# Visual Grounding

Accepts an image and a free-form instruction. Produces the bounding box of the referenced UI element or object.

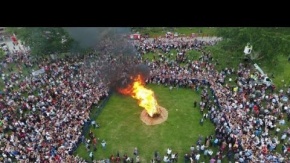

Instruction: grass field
[259,55,290,89]
[74,84,215,162]
[2,27,290,162]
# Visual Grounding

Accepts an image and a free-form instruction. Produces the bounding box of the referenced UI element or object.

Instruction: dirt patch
[140,106,168,125]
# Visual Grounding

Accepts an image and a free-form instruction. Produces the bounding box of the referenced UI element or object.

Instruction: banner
[32,68,45,76]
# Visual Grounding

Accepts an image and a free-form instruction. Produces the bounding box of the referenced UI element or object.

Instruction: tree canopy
[216,27,290,63]
[5,27,76,58]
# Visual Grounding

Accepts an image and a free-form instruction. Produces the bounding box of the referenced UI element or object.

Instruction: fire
[118,75,160,117]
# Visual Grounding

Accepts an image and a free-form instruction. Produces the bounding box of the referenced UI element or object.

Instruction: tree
[5,27,76,58]
[216,27,290,64]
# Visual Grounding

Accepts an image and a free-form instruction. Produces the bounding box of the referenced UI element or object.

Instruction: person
[154,150,158,159]
[200,144,205,154]
[116,155,121,162]
[136,155,140,163]
[89,130,94,139]
[101,140,106,150]
[200,118,204,126]
[194,101,197,108]
[203,149,208,159]
[209,157,215,163]
[89,151,94,161]
[171,152,176,162]
[167,148,172,156]
[156,155,161,163]
[133,147,138,156]
[163,155,170,163]
[281,133,287,143]
[92,137,98,151]
[190,145,195,152]
[123,154,128,163]
[91,120,96,128]
[126,156,131,162]
[110,155,115,162]
[195,153,200,162]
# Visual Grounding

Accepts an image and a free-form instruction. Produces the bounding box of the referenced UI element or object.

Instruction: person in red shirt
[110,155,116,162]
[287,147,290,153]
[116,156,121,163]
[92,136,98,151]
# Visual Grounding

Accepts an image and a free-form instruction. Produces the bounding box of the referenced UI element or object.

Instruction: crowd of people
[135,36,290,162]
[0,43,109,162]
[1,33,290,163]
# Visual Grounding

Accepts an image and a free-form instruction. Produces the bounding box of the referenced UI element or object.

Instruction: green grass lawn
[2,27,290,162]
[74,84,215,162]
[258,55,290,89]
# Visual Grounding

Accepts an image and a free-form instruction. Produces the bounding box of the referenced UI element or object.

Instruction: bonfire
[118,75,168,125]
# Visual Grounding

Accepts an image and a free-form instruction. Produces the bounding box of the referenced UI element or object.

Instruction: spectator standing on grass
[136,155,140,163]
[93,136,98,151]
[184,153,190,163]
[194,101,197,108]
[200,118,204,126]
[163,155,170,163]
[167,148,172,156]
[190,145,195,153]
[101,140,106,150]
[200,144,205,154]
[154,150,159,159]
[195,153,200,162]
[91,120,96,128]
[209,157,215,163]
[89,151,94,162]
[203,149,208,159]
[116,155,121,162]
[134,147,138,156]
[281,133,287,143]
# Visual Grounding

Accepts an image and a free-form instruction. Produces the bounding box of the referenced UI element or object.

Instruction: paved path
[0,37,29,54]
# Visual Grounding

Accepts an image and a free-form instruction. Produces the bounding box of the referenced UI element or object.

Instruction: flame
[118,75,160,117]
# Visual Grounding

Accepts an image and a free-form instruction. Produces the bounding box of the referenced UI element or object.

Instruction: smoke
[72,27,150,92]
[63,27,131,49]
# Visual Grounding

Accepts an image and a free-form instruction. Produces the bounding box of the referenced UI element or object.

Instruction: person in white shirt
[281,133,287,143]
[190,145,195,152]
[195,153,200,162]
[171,153,176,162]
[167,148,172,156]
[101,140,106,150]
[163,155,170,163]
[89,151,93,161]
[203,149,208,159]
[208,149,213,156]
[279,119,285,125]
[196,145,200,152]
[200,144,205,153]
